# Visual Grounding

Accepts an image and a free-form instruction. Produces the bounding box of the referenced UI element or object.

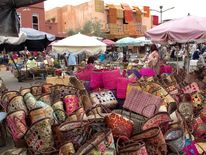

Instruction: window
[32,14,39,30]
[17,12,21,27]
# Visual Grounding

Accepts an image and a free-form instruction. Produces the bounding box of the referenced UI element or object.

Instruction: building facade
[17,2,46,31]
[46,0,158,39]
[16,2,58,36]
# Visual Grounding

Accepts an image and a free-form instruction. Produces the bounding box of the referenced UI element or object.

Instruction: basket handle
[53,108,68,124]
[141,104,157,117]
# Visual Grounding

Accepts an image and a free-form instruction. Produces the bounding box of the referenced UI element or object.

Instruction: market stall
[145,15,206,73]
[52,33,106,55]
[1,57,206,154]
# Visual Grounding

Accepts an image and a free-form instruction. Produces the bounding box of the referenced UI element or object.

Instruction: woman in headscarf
[146,44,161,75]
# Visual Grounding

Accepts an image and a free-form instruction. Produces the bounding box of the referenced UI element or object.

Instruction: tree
[67,18,105,37]
[81,20,93,35]
[67,29,76,36]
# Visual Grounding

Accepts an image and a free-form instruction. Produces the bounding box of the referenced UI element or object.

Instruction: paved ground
[0,71,31,91]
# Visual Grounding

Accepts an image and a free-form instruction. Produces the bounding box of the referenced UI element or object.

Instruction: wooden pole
[186,43,190,74]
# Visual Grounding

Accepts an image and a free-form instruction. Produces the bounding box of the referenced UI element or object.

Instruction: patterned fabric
[108,5,117,23]
[30,108,46,124]
[90,90,117,109]
[142,112,172,131]
[38,94,52,106]
[121,4,133,23]
[124,89,161,118]
[95,0,104,13]
[119,141,148,155]
[1,91,19,110]
[124,10,133,23]
[105,113,134,139]
[165,128,185,152]
[76,130,116,155]
[7,96,28,114]
[191,92,203,107]
[134,6,142,23]
[131,127,167,155]
[52,101,66,123]
[182,82,200,94]
[64,95,80,115]
[115,5,123,19]
[24,118,54,152]
[113,109,146,135]
[6,110,27,141]
[143,6,150,17]
[31,86,42,96]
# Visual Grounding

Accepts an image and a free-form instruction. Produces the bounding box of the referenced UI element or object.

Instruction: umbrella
[116,37,141,46]
[20,28,55,41]
[1,28,55,51]
[136,37,152,46]
[102,39,115,46]
[145,16,206,44]
[0,32,27,45]
[0,0,45,37]
[145,16,206,74]
[52,33,106,55]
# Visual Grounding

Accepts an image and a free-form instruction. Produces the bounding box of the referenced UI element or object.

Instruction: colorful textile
[121,3,133,23]
[95,0,104,13]
[153,15,159,25]
[124,10,133,23]
[115,5,123,19]
[134,6,142,23]
[144,6,150,17]
[109,5,117,23]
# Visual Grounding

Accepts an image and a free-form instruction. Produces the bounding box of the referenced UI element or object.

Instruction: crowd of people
[1,43,206,76]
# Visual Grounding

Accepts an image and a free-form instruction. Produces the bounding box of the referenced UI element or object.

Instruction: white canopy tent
[52,33,106,55]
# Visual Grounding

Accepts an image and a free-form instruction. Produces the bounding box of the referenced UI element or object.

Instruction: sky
[44,0,206,21]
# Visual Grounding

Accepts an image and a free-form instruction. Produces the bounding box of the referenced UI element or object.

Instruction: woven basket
[113,109,146,135]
